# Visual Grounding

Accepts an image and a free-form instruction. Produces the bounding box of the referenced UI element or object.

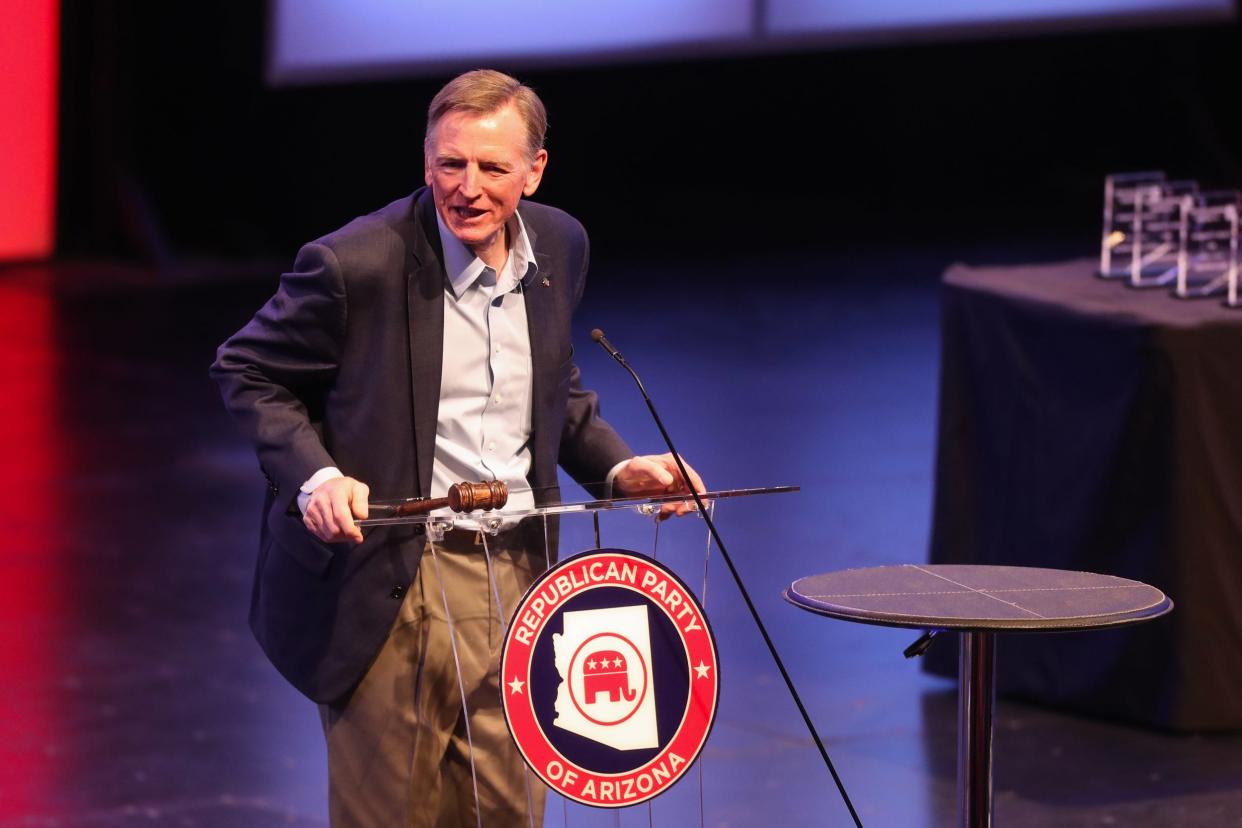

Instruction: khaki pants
[321,526,549,827]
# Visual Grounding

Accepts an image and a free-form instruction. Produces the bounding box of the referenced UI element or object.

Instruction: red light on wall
[0,285,63,818]
[0,0,59,261]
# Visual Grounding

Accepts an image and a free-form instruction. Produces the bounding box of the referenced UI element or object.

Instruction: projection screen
[268,0,1235,85]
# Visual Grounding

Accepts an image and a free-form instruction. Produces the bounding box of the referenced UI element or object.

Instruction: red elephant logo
[582,649,637,704]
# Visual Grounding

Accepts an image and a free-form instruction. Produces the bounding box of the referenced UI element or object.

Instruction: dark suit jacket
[211,188,632,703]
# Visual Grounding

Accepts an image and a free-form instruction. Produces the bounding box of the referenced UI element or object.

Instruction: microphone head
[590,327,622,360]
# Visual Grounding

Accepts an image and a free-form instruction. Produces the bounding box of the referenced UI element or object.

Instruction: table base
[958,631,996,827]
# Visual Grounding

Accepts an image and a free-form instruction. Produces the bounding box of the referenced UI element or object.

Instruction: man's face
[424,103,547,260]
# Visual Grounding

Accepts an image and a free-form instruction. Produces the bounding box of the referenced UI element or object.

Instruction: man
[212,69,702,826]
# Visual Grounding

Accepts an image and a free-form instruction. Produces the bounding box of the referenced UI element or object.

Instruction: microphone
[591,328,863,828]
[590,328,622,362]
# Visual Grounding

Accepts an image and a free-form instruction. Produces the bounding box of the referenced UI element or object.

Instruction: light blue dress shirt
[430,210,537,515]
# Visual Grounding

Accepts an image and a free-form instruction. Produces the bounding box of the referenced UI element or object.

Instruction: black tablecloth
[924,258,1242,731]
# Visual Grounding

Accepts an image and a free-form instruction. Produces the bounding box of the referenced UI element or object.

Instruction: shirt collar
[436,208,539,299]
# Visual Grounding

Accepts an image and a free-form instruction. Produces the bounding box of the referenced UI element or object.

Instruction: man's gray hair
[424,69,548,162]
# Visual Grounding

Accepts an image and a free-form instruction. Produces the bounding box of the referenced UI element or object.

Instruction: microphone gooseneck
[592,328,864,828]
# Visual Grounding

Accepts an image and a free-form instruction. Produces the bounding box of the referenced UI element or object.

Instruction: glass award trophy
[1099,171,1165,279]
[1128,179,1199,288]
[1227,209,1242,307]
[1174,190,1240,300]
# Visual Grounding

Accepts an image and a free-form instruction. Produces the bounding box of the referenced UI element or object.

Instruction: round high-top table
[784,564,1172,828]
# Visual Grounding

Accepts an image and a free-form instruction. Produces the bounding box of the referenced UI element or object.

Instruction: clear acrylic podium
[357,483,797,825]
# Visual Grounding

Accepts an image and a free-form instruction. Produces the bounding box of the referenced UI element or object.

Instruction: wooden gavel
[389,480,509,517]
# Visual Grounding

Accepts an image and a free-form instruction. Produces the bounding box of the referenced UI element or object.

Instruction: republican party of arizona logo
[500,548,719,808]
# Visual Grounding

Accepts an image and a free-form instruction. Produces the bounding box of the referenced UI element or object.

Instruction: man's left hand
[612,453,706,520]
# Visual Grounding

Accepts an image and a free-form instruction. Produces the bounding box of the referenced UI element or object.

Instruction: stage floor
[3,241,1241,826]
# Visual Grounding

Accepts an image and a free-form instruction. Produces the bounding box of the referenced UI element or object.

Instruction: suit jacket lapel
[523,214,563,491]
[407,189,446,498]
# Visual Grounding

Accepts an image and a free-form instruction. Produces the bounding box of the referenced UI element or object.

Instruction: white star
[613,657,623,668]
[694,661,711,679]
[588,659,597,670]
[508,676,525,694]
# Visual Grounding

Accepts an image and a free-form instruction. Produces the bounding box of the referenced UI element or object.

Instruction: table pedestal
[958,631,996,828]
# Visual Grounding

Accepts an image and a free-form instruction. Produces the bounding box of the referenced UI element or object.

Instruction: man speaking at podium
[212,69,703,826]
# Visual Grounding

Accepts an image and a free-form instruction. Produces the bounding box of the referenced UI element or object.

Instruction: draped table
[925,258,1242,730]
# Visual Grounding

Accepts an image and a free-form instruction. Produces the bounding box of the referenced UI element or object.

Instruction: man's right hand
[303,476,370,544]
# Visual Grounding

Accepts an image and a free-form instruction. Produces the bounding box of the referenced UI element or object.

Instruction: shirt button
[487,442,496,451]
[390,585,407,600]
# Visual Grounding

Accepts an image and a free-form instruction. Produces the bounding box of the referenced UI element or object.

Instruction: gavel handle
[391,496,451,517]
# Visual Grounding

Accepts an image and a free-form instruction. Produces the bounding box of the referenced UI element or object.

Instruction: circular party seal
[500,548,719,808]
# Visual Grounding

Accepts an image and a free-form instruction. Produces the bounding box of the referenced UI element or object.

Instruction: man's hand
[612,453,706,520]
[303,476,370,544]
